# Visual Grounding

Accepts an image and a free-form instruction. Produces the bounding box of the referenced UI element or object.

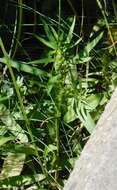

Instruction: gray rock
[64,88,117,190]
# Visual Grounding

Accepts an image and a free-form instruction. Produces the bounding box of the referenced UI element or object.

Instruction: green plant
[0,0,117,189]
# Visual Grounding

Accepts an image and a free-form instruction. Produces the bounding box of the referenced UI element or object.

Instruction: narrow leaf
[42,19,57,43]
[34,34,57,49]
[27,57,54,65]
[84,32,103,55]
[66,16,76,43]
[0,57,50,77]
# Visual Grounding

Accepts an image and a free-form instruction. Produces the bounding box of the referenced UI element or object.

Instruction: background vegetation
[0,0,117,189]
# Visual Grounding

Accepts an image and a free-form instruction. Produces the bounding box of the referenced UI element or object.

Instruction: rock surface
[63,88,117,190]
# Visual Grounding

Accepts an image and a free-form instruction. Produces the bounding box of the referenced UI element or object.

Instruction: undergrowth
[0,0,117,189]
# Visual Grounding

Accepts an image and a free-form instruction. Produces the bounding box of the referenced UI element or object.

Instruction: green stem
[55,115,60,180]
[54,1,62,180]
[58,0,61,42]
[12,0,23,58]
[0,38,47,178]
[96,0,117,56]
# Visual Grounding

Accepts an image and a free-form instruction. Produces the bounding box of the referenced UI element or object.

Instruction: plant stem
[12,0,23,58]
[96,0,117,56]
[54,0,61,180]
[0,38,47,179]
[55,115,60,180]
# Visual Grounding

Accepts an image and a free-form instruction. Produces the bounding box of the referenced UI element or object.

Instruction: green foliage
[0,0,116,189]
